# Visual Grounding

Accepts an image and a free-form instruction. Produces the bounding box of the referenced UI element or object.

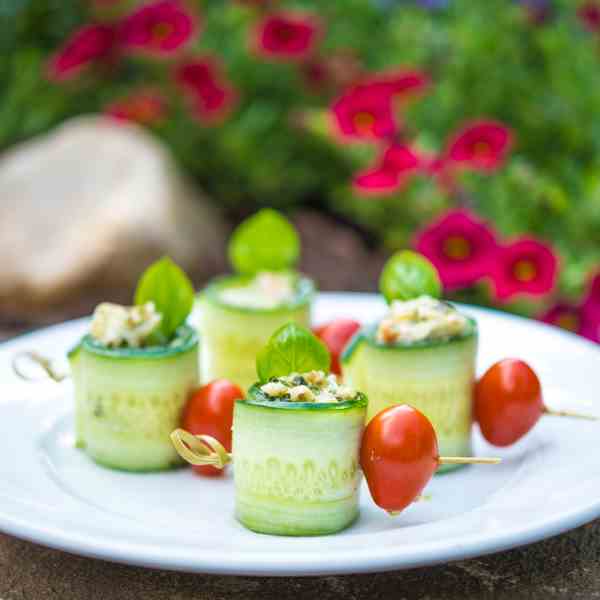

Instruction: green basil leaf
[256,322,331,382]
[228,209,300,275]
[134,257,195,340]
[379,250,442,303]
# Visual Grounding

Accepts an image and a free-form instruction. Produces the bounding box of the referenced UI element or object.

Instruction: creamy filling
[376,295,469,344]
[89,302,162,348]
[218,272,296,309]
[260,370,358,403]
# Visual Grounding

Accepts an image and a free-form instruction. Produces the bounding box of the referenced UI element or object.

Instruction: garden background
[2,0,600,342]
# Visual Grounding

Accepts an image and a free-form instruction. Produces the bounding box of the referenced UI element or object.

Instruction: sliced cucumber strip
[342,321,477,473]
[69,325,199,472]
[197,275,314,390]
[232,387,368,536]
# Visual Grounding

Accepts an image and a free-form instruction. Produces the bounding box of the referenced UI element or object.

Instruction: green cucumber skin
[232,399,366,536]
[343,331,477,473]
[69,332,199,472]
[197,295,311,391]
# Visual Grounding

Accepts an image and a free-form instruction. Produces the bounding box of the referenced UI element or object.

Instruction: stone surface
[0,116,227,321]
[1,520,600,599]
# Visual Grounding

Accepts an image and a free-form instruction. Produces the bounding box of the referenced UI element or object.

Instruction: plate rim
[1,292,599,576]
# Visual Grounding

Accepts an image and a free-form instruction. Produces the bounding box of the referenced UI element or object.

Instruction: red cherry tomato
[360,405,439,513]
[314,318,361,375]
[312,324,328,338]
[181,380,243,476]
[475,358,543,447]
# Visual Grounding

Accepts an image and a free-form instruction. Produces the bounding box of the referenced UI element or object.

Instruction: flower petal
[414,209,499,290]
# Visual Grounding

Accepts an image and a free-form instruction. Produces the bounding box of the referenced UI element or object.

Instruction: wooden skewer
[438,456,501,465]
[170,428,232,469]
[543,407,598,421]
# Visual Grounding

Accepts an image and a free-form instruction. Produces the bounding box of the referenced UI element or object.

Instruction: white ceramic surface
[1,293,599,576]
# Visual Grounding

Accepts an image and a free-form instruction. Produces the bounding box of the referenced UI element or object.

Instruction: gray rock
[0,116,226,319]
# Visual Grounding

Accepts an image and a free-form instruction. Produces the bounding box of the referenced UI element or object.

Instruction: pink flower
[119,0,198,56]
[414,209,499,290]
[490,238,558,301]
[332,83,398,141]
[331,70,428,142]
[362,69,429,102]
[47,24,115,81]
[174,57,237,122]
[541,301,600,343]
[444,121,512,172]
[353,144,422,196]
[582,272,600,320]
[253,12,320,62]
[577,2,600,31]
[541,303,585,334]
[104,90,166,124]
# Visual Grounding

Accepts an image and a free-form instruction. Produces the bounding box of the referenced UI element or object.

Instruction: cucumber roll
[234,374,367,536]
[198,273,313,390]
[197,209,315,390]
[69,326,199,471]
[342,251,477,473]
[170,322,369,536]
[70,257,199,472]
[342,311,477,470]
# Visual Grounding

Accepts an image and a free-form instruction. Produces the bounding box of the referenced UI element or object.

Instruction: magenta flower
[541,301,600,343]
[253,12,321,62]
[353,144,422,196]
[332,83,398,142]
[414,209,499,290]
[541,303,584,334]
[47,24,115,81]
[444,121,512,172]
[353,169,400,195]
[363,69,429,102]
[104,90,166,124]
[175,57,237,123]
[119,0,198,56]
[577,2,600,31]
[582,272,600,320]
[490,238,558,301]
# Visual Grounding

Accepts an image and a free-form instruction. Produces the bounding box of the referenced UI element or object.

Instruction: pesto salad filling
[260,370,359,403]
[89,302,162,348]
[218,271,297,309]
[376,295,470,344]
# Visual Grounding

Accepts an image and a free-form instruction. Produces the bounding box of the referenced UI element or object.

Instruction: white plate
[1,292,599,576]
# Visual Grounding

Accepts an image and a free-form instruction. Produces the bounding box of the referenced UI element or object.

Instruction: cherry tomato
[314,318,361,375]
[181,380,243,476]
[475,358,543,447]
[312,324,328,338]
[360,405,439,513]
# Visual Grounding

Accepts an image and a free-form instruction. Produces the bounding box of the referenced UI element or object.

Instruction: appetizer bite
[173,323,368,536]
[475,358,596,446]
[69,257,199,472]
[361,404,499,514]
[342,251,477,472]
[198,209,315,390]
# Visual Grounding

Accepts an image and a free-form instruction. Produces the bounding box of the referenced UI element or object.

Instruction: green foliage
[379,250,442,303]
[228,208,300,275]
[2,0,600,313]
[256,323,331,382]
[134,257,195,340]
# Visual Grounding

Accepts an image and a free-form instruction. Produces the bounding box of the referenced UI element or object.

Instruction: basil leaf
[228,209,300,275]
[256,323,331,382]
[134,257,195,340]
[379,250,442,303]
